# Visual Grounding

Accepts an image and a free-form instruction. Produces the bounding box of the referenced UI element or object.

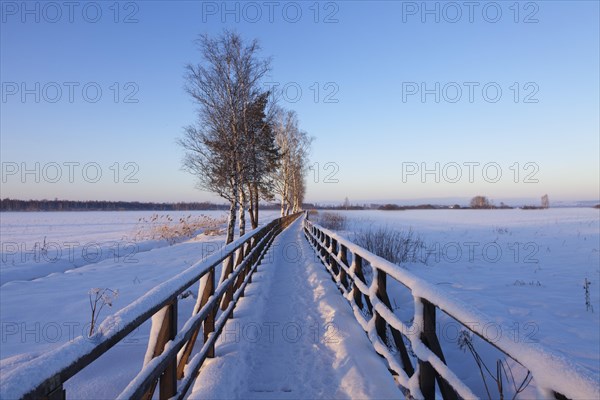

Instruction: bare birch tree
[272,109,312,216]
[179,31,271,242]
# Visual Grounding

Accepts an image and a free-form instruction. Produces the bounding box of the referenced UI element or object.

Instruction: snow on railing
[303,217,600,400]
[0,213,301,400]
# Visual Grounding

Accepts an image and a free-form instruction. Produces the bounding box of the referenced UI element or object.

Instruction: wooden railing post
[244,239,256,287]
[330,238,340,276]
[159,300,177,400]
[374,268,389,345]
[418,298,457,400]
[351,253,365,310]
[418,298,437,399]
[372,268,415,379]
[241,241,252,289]
[338,244,349,290]
[220,255,234,310]
[177,267,216,378]
[233,241,249,297]
[142,299,178,400]
[243,227,269,290]
[204,269,217,359]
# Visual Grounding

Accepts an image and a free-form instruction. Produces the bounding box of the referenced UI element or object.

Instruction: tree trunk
[281,176,288,217]
[247,183,255,228]
[219,188,237,311]
[226,189,237,244]
[247,182,258,229]
[252,182,259,228]
[238,188,246,237]
[280,196,286,217]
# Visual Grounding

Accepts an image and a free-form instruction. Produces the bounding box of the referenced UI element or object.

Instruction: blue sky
[1,1,598,205]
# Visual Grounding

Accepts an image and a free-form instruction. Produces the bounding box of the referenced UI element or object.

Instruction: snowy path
[189,218,401,399]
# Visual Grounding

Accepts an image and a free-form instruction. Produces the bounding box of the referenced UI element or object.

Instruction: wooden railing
[303,216,599,400]
[1,213,300,400]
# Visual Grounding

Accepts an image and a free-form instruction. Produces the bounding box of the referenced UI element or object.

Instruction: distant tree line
[470,195,550,210]
[307,195,559,211]
[0,198,229,212]
[0,198,292,212]
[307,203,459,211]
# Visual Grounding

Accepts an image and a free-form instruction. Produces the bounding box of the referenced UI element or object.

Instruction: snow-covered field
[0,210,279,284]
[0,208,598,398]
[323,208,600,396]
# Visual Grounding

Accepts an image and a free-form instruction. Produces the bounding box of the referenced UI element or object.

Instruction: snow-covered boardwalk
[189,217,400,399]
